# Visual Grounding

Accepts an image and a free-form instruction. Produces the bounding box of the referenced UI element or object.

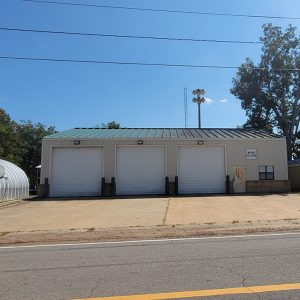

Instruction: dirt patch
[1,220,300,246]
[0,199,26,209]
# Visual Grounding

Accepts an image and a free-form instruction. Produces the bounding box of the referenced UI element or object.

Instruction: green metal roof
[44,128,283,140]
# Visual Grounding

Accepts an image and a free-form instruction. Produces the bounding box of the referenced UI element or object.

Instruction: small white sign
[246,148,257,160]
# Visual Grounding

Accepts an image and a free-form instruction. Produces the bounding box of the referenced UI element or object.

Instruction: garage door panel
[50,148,103,197]
[178,147,225,194]
[116,146,165,195]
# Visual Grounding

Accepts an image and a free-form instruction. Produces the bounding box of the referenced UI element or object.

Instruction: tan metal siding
[225,139,288,181]
[41,138,288,185]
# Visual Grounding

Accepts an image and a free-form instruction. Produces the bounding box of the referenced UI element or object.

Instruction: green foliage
[0,108,57,188]
[99,121,121,129]
[231,24,300,159]
[0,109,22,164]
[18,121,56,188]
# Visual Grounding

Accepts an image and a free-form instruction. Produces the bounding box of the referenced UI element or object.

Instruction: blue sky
[1,0,300,130]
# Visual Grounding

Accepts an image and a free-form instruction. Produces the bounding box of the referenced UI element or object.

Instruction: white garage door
[116,146,165,195]
[50,147,103,197]
[178,147,225,194]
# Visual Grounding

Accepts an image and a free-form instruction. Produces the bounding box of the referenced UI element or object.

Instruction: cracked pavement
[1,233,300,299]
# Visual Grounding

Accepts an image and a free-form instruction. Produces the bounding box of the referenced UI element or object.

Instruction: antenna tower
[184,87,188,128]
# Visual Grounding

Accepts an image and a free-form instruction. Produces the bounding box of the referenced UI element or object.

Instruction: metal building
[40,128,290,197]
[0,159,29,201]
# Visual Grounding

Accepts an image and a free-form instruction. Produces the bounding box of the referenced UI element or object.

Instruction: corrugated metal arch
[0,159,29,201]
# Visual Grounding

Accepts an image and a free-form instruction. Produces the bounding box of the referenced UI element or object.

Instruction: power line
[22,0,300,20]
[0,27,261,45]
[0,56,299,72]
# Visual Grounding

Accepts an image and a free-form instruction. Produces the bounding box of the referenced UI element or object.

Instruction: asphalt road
[0,233,300,300]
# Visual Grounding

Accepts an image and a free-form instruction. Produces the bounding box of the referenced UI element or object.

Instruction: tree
[0,109,22,164]
[18,121,56,188]
[99,121,121,129]
[0,108,57,188]
[231,24,300,159]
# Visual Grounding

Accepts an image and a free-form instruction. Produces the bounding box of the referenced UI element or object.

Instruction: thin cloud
[203,97,228,104]
[204,97,214,104]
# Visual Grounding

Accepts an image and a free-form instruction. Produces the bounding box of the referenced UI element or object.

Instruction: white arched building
[0,159,29,201]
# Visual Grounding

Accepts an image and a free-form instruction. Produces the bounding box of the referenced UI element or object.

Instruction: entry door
[232,166,246,193]
[178,147,225,194]
[116,146,165,195]
[50,147,103,197]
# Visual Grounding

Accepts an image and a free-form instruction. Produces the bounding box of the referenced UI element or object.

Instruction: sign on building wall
[246,148,257,160]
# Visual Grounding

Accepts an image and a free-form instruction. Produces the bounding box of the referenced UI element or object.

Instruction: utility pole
[192,89,206,128]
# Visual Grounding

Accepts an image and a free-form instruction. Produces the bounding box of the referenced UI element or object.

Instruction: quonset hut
[0,159,29,201]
